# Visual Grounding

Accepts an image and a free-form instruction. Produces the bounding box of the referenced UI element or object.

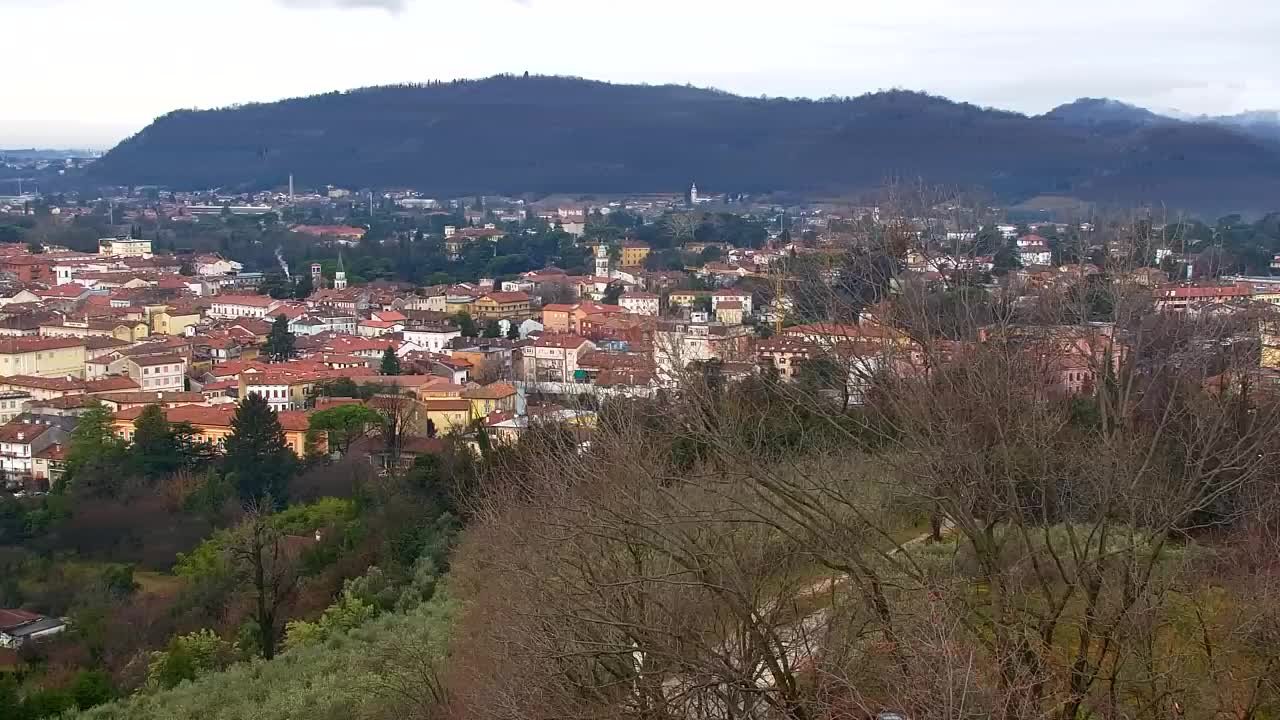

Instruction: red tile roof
[0,375,84,391]
[423,398,471,412]
[83,376,141,393]
[128,354,184,367]
[0,337,85,354]
[461,382,517,400]
[479,291,530,304]
[114,404,313,432]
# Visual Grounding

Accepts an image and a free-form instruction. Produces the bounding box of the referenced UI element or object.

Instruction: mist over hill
[88,75,1280,214]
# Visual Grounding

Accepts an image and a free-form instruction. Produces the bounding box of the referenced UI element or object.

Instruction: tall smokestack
[288,174,294,204]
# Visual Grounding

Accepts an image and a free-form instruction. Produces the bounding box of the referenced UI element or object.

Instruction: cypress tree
[380,346,401,376]
[264,315,295,363]
[224,394,297,505]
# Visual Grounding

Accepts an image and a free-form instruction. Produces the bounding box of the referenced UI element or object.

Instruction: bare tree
[444,190,1280,720]
[226,502,302,660]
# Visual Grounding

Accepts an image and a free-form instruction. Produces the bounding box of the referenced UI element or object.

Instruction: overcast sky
[2,0,1278,148]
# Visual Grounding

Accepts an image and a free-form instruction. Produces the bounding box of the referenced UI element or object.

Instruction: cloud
[277,0,409,12]
[276,0,529,11]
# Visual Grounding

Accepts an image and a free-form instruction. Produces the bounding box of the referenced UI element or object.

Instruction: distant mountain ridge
[1040,98,1169,130]
[1042,98,1280,144]
[88,75,1280,214]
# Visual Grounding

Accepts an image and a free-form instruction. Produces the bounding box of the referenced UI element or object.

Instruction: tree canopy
[224,394,298,505]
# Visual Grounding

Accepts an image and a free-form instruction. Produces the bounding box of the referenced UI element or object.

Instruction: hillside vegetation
[88,75,1280,213]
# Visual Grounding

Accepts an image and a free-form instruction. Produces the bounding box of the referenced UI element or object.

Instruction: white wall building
[403,326,462,352]
[209,295,279,319]
[99,237,153,258]
[127,356,187,391]
[620,292,660,317]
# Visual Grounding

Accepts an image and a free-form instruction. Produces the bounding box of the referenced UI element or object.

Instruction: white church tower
[334,254,348,290]
[689,181,699,206]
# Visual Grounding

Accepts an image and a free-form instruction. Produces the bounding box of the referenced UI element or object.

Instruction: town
[0,180,1277,494]
[3,175,1280,718]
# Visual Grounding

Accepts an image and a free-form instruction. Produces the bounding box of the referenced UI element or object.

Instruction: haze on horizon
[2,0,1278,149]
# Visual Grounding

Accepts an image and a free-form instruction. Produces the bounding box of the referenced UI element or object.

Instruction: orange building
[112,404,320,457]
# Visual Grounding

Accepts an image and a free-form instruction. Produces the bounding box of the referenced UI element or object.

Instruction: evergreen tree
[482,320,502,338]
[292,272,313,299]
[380,346,402,376]
[224,394,298,505]
[131,404,181,480]
[506,321,522,340]
[264,315,295,362]
[63,401,129,496]
[455,312,478,337]
[602,281,624,305]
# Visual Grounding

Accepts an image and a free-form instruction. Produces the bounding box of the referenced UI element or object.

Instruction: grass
[134,571,184,597]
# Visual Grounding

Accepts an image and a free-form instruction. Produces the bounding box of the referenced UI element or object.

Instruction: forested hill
[90,75,1280,212]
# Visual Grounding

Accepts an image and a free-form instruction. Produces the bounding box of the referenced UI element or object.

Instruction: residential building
[715,301,745,325]
[0,337,87,378]
[0,391,32,423]
[403,325,461,353]
[471,292,533,322]
[95,392,206,413]
[0,416,71,487]
[0,376,84,401]
[712,289,753,315]
[460,381,520,420]
[209,295,280,320]
[0,609,67,649]
[520,335,597,384]
[1153,283,1253,312]
[125,355,187,391]
[619,291,660,317]
[194,254,243,276]
[1018,244,1053,267]
[112,404,320,457]
[151,307,203,336]
[451,342,516,382]
[423,398,472,435]
[32,443,68,486]
[620,241,651,268]
[40,318,149,342]
[98,236,153,257]
[652,320,753,381]
[539,302,622,334]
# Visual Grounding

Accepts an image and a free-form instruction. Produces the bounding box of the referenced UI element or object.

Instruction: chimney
[16,432,23,441]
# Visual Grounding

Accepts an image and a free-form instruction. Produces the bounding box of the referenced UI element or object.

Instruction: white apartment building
[127,355,187,391]
[403,326,461,352]
[620,292,660,317]
[209,295,280,319]
[712,290,753,315]
[521,335,596,384]
[99,237,153,258]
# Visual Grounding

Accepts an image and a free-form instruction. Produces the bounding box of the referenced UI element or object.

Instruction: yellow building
[668,291,710,308]
[39,319,149,342]
[471,292,532,322]
[461,382,518,419]
[621,241,651,268]
[0,338,87,379]
[99,236,152,257]
[152,309,202,336]
[715,302,744,325]
[423,398,472,434]
[1263,321,1280,369]
[445,297,475,315]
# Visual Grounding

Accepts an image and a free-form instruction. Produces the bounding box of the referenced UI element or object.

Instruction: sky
[2,0,1278,149]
